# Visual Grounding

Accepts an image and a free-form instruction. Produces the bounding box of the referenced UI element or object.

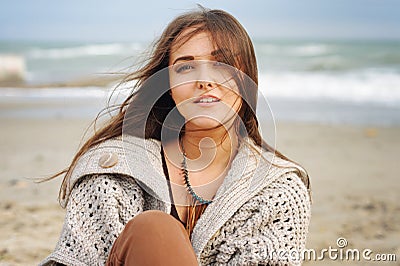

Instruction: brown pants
[106,210,198,266]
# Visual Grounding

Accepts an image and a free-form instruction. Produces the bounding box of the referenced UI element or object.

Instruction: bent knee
[124,210,178,233]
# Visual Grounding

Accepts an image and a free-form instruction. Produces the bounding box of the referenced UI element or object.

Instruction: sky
[1,0,400,42]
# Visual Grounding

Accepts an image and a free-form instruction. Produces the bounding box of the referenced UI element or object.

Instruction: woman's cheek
[171,84,193,104]
[170,87,192,119]
[224,91,242,114]
[170,88,184,106]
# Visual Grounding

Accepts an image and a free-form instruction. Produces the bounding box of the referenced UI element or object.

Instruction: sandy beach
[0,115,399,265]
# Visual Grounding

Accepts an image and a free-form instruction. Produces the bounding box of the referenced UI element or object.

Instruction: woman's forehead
[169,30,216,63]
[172,27,210,48]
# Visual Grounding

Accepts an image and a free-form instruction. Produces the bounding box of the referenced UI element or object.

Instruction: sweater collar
[63,135,257,207]
[119,135,263,207]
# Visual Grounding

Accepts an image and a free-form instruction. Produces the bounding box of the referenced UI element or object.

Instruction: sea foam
[259,70,400,106]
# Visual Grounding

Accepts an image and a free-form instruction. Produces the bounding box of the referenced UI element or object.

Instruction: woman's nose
[195,61,217,90]
[197,81,214,90]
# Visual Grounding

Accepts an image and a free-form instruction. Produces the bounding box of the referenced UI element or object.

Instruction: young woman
[41,7,311,266]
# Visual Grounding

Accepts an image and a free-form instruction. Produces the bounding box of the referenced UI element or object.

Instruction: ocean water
[0,40,399,126]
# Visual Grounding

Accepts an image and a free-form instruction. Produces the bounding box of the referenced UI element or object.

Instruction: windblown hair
[48,6,310,204]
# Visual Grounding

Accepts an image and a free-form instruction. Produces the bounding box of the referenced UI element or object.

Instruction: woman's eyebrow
[172,49,225,65]
[172,56,194,65]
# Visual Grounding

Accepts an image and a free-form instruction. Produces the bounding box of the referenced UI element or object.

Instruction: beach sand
[0,117,399,265]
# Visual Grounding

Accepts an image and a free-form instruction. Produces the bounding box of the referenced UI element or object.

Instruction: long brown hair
[49,6,310,204]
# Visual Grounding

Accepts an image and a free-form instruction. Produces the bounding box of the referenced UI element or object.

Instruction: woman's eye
[175,64,194,73]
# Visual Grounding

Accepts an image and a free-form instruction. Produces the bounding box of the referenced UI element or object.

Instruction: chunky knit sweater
[40,135,311,266]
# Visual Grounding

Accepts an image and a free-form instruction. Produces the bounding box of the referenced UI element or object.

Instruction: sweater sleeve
[40,174,144,266]
[202,172,311,266]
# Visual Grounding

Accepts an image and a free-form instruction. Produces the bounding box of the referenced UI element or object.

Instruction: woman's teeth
[198,97,219,103]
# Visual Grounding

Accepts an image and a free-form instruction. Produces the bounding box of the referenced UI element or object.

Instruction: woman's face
[168,30,242,131]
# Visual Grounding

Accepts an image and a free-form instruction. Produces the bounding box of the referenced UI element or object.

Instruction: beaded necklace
[181,147,213,205]
[180,137,212,236]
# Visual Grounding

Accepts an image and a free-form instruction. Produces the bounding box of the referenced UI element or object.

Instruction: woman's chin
[185,118,226,131]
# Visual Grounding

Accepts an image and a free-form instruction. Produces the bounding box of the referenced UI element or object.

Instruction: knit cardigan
[40,135,311,266]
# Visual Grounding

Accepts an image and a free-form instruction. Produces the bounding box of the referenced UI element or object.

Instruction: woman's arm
[202,172,311,266]
[40,174,144,266]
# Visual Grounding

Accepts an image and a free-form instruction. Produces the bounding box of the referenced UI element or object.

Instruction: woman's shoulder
[61,135,169,208]
[68,135,160,176]
[235,141,311,218]
[242,137,311,199]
